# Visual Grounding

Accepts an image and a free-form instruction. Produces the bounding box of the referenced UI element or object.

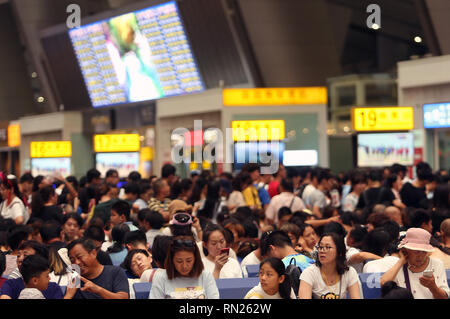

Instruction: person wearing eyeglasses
[201,224,243,279]
[149,236,219,299]
[298,232,361,299]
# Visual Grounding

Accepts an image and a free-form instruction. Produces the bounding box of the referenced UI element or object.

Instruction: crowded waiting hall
[0,162,449,299]
[0,0,449,301]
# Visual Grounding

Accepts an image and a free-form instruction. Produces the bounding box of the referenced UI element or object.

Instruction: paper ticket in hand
[4,255,18,277]
[67,265,81,289]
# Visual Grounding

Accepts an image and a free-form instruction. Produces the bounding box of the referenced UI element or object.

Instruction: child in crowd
[244,257,296,299]
[18,255,50,299]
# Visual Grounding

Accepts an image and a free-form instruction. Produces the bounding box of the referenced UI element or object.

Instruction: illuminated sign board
[69,1,204,108]
[96,152,139,178]
[423,103,450,128]
[352,107,414,131]
[232,120,285,141]
[30,141,72,158]
[31,158,71,177]
[223,87,327,106]
[283,150,318,166]
[8,125,20,147]
[140,147,154,161]
[94,134,140,152]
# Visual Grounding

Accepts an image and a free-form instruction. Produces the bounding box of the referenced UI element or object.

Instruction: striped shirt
[148,197,172,213]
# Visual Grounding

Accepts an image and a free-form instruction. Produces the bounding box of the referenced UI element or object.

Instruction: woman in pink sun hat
[380,228,450,299]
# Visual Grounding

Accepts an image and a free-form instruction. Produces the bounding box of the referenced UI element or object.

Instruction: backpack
[285,257,302,296]
[296,184,307,199]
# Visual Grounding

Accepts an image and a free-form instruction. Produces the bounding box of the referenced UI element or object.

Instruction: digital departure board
[423,102,450,128]
[69,1,204,108]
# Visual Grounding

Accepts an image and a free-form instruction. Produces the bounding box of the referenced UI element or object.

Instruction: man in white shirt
[265,179,305,226]
[302,168,332,218]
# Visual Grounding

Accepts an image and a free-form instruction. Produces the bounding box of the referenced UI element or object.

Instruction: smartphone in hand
[423,270,434,278]
[220,248,230,256]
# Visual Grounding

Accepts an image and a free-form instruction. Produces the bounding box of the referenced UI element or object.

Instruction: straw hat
[168,199,192,219]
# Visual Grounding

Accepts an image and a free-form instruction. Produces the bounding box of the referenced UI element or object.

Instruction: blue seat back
[358,273,383,299]
[134,277,260,299]
[245,264,259,278]
[134,282,152,299]
[446,269,450,287]
[216,277,259,299]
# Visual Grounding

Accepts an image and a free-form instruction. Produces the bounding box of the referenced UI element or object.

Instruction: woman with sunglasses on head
[298,232,361,299]
[0,173,28,225]
[149,235,219,299]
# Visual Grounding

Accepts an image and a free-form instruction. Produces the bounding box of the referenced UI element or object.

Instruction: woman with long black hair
[31,185,63,224]
[298,232,361,299]
[0,172,28,225]
[431,184,450,236]
[197,180,221,222]
[187,177,208,207]
[107,223,130,266]
[244,257,296,299]
[149,235,219,299]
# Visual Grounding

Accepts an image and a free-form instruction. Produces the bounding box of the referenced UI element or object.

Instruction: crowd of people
[0,161,449,299]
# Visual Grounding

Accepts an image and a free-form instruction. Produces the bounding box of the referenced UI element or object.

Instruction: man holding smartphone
[380,228,450,299]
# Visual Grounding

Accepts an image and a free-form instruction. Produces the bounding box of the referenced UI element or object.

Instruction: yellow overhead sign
[202,160,211,170]
[232,120,285,141]
[140,147,154,161]
[94,134,140,152]
[8,124,20,147]
[189,162,198,171]
[223,87,327,106]
[30,141,72,158]
[352,107,414,131]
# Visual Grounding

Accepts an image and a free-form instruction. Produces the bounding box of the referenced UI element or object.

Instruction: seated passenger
[149,236,219,299]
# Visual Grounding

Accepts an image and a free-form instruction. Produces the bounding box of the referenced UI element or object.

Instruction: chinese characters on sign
[352,107,414,131]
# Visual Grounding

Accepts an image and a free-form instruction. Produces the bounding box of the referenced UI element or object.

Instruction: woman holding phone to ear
[201,224,243,279]
[380,228,450,299]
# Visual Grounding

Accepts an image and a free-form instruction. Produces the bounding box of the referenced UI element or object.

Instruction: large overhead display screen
[96,152,140,178]
[31,158,71,178]
[69,1,204,107]
[357,133,414,167]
